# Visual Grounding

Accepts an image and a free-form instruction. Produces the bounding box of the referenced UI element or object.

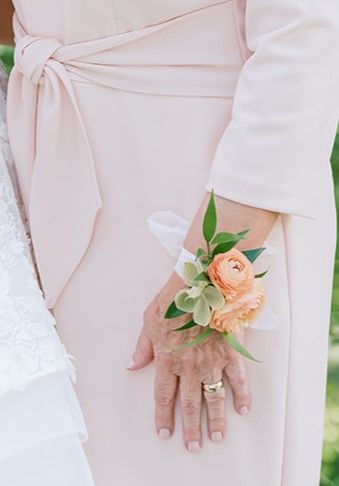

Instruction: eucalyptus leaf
[193,272,210,283]
[193,294,211,326]
[175,290,198,313]
[172,319,198,332]
[186,282,206,297]
[203,190,217,245]
[195,259,205,274]
[255,269,269,278]
[222,333,261,363]
[242,247,266,263]
[183,261,200,286]
[203,285,225,310]
[172,327,213,351]
[164,300,186,319]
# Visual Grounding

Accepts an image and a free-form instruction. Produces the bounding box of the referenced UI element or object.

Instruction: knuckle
[229,373,247,388]
[182,400,200,416]
[224,358,239,374]
[156,351,172,366]
[180,354,198,372]
[143,296,162,321]
[209,416,224,429]
[204,391,225,404]
[201,371,222,385]
[155,392,175,408]
[225,357,245,375]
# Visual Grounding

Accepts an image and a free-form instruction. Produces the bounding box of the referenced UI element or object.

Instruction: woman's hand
[127,271,251,451]
[127,192,279,451]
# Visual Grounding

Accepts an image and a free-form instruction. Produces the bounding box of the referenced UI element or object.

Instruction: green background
[1,44,338,485]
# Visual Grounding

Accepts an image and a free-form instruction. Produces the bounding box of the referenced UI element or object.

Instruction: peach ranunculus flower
[209,279,266,334]
[207,248,255,303]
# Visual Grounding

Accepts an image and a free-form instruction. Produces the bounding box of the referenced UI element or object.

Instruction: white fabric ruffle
[0,371,94,486]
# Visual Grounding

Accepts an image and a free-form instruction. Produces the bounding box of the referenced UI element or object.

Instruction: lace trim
[0,62,75,397]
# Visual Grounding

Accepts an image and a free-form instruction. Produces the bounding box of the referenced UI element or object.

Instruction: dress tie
[14,35,62,85]
[7,14,106,308]
[6,10,238,309]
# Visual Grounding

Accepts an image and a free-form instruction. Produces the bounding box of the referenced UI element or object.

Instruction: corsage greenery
[164,190,268,362]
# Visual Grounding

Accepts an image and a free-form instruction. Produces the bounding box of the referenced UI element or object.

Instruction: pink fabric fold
[6,11,238,308]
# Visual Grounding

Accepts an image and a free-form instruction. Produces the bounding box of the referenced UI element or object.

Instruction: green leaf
[175,290,199,313]
[193,272,211,283]
[195,248,207,259]
[255,269,269,278]
[212,240,238,256]
[172,327,213,351]
[182,261,200,286]
[242,247,266,263]
[203,189,217,245]
[222,333,261,363]
[164,300,186,319]
[193,294,211,326]
[200,256,213,269]
[172,319,198,332]
[203,285,225,310]
[211,229,250,245]
[238,229,251,238]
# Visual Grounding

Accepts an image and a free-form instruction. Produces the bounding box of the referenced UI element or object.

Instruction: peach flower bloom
[210,279,265,334]
[207,248,255,302]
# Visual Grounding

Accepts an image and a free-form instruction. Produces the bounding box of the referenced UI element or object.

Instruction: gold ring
[202,380,224,393]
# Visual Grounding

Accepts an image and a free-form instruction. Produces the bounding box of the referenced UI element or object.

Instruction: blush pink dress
[6,1,339,485]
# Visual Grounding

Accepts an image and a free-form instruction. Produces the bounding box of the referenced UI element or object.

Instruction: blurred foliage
[1,43,339,484]
[321,133,339,486]
[0,44,13,73]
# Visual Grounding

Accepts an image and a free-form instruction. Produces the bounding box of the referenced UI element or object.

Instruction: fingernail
[125,357,135,369]
[188,441,200,452]
[211,431,223,442]
[240,406,249,415]
[158,428,170,440]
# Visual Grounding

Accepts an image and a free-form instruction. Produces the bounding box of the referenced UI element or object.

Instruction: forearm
[183,192,279,253]
[0,0,14,45]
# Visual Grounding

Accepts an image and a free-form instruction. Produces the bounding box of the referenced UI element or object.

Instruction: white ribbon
[147,210,284,331]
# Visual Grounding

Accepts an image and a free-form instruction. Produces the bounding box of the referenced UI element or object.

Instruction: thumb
[126,332,154,371]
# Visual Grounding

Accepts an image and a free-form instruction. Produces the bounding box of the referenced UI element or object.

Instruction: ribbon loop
[14,35,62,85]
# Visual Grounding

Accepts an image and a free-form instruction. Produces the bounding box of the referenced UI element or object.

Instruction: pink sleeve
[205,0,339,219]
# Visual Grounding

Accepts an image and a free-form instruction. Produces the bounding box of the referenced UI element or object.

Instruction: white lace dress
[0,62,94,485]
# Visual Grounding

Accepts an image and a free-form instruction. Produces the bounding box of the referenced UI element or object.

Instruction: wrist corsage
[164,190,267,362]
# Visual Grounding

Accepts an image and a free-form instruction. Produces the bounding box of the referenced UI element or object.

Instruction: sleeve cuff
[205,163,321,221]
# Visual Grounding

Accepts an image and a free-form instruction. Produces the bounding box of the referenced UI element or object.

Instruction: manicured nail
[125,357,135,369]
[240,406,249,415]
[188,441,200,452]
[158,428,170,439]
[211,431,223,442]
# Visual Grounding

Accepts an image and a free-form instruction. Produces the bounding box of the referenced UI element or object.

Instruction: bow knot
[14,35,62,84]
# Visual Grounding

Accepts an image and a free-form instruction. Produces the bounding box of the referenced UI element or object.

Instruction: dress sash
[7,10,238,308]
